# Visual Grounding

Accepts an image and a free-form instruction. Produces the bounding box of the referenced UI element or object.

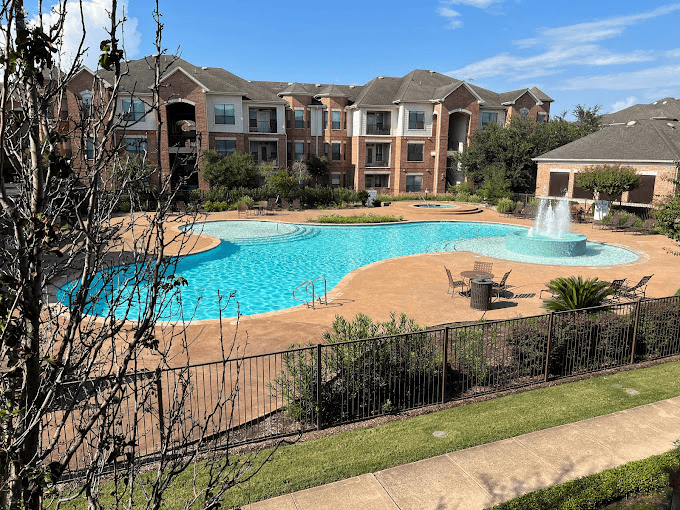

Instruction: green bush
[315,214,402,224]
[118,201,131,213]
[450,327,492,384]
[636,299,680,360]
[203,200,228,212]
[496,198,515,213]
[491,446,680,510]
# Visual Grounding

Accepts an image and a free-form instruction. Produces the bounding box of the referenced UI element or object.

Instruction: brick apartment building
[65,55,552,195]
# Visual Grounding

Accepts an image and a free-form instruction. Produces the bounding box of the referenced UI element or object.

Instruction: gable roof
[535,118,680,163]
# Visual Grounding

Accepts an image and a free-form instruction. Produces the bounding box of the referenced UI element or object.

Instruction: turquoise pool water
[59,220,639,321]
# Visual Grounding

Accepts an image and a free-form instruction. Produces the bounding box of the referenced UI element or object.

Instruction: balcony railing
[366,124,391,135]
[249,121,277,134]
[168,132,196,148]
[366,159,389,168]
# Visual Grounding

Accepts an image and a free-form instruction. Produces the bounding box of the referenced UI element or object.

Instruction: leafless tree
[0,1,284,508]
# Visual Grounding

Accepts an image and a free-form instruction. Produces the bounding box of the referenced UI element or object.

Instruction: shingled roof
[535,119,680,162]
[602,97,680,125]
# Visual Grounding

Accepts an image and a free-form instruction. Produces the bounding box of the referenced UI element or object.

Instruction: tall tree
[0,2,282,508]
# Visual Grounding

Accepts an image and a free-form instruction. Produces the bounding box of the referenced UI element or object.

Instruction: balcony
[249,121,277,134]
[366,124,391,135]
[169,131,196,149]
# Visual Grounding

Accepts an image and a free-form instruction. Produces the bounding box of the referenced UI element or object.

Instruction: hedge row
[491,446,679,509]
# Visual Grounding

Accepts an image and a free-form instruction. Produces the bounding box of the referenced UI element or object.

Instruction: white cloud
[436,6,463,29]
[559,65,680,90]
[610,96,637,112]
[441,0,502,7]
[515,4,680,48]
[39,0,141,71]
[667,48,680,58]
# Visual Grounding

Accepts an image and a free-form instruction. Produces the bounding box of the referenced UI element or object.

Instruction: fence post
[316,344,322,432]
[442,327,449,404]
[630,299,642,364]
[155,368,165,445]
[544,312,554,383]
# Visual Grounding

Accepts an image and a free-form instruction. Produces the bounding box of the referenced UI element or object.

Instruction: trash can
[470,278,493,311]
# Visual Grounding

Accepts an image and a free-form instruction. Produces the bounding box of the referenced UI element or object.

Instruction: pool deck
[150,201,679,364]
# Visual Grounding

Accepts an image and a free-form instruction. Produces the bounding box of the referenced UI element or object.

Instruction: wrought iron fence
[48,296,680,476]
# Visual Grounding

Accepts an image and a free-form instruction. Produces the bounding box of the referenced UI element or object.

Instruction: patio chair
[258,200,268,215]
[492,270,512,301]
[444,267,467,297]
[292,198,301,210]
[268,198,277,214]
[281,198,290,210]
[618,275,653,300]
[473,261,493,274]
[624,218,656,235]
[502,202,523,217]
[237,203,249,218]
[604,278,627,303]
[175,200,187,215]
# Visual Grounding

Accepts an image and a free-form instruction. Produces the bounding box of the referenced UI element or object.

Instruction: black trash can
[470,278,493,311]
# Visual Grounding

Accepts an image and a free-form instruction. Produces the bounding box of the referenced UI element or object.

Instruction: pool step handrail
[293,276,328,309]
[451,226,480,251]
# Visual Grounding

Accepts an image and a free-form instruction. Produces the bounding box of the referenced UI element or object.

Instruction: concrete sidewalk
[249,396,680,510]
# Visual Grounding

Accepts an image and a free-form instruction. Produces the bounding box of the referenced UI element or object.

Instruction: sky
[29,0,680,119]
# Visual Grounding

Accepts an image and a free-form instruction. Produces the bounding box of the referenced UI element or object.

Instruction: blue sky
[36,0,680,119]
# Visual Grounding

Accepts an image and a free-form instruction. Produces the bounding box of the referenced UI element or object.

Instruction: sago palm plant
[542,276,614,311]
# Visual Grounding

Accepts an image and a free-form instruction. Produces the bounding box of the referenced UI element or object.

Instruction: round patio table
[460,270,494,282]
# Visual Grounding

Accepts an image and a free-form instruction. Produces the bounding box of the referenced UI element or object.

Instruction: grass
[162,360,680,508]
[312,213,403,223]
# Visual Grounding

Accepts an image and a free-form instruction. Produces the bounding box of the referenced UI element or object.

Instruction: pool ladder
[293,276,328,309]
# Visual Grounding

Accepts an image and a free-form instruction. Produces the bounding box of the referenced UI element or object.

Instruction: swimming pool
[59,220,639,321]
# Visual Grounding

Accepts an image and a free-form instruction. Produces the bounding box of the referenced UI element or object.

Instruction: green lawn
[73,361,680,508]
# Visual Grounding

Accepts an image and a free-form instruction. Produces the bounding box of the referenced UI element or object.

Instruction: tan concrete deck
[248,396,680,509]
[155,201,680,364]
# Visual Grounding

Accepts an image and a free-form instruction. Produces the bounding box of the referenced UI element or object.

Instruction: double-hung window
[215,104,235,125]
[122,99,145,122]
[407,143,424,162]
[408,111,425,130]
[125,137,147,155]
[323,110,328,130]
[332,142,341,161]
[294,142,304,161]
[85,137,95,160]
[216,140,236,156]
[295,109,305,129]
[332,111,341,130]
[406,175,423,192]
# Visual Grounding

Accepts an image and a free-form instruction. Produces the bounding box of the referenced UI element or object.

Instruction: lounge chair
[281,198,290,210]
[258,200,268,215]
[618,275,653,300]
[624,218,656,235]
[175,200,187,214]
[445,267,467,297]
[501,202,523,217]
[611,216,637,232]
[268,198,277,213]
[597,213,622,230]
[492,270,512,301]
[604,278,627,303]
[292,198,301,210]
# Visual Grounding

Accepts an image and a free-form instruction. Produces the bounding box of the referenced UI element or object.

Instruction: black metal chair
[445,267,467,298]
[618,275,653,300]
[492,270,512,301]
[604,278,627,303]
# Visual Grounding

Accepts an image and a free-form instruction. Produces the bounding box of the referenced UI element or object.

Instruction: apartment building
[65,56,552,195]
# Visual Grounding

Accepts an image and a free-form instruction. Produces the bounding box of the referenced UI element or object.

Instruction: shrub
[450,327,491,385]
[315,214,402,224]
[635,298,680,360]
[542,276,613,311]
[496,198,515,213]
[204,200,228,212]
[118,201,131,213]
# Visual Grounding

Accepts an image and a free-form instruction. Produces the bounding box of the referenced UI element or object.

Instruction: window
[295,109,304,129]
[324,141,329,158]
[331,173,341,188]
[249,108,277,133]
[332,142,341,161]
[332,111,341,130]
[409,111,425,130]
[323,110,328,130]
[407,143,424,162]
[250,141,278,163]
[81,93,92,120]
[295,142,304,161]
[287,141,292,161]
[548,171,569,197]
[122,99,144,122]
[519,107,530,119]
[216,140,236,155]
[365,173,389,188]
[406,174,423,192]
[537,112,547,124]
[214,104,235,125]
[480,112,498,128]
[365,143,390,167]
[125,137,147,154]
[85,137,95,160]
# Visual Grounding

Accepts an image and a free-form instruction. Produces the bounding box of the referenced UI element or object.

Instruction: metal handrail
[450,226,480,251]
[293,276,328,309]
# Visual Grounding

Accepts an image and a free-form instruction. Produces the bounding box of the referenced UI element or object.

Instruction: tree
[0,2,282,508]
[201,150,260,188]
[542,276,614,311]
[456,105,602,194]
[654,162,680,243]
[305,154,330,186]
[575,164,642,205]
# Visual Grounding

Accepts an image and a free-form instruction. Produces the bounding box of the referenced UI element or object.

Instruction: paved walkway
[249,396,680,510]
